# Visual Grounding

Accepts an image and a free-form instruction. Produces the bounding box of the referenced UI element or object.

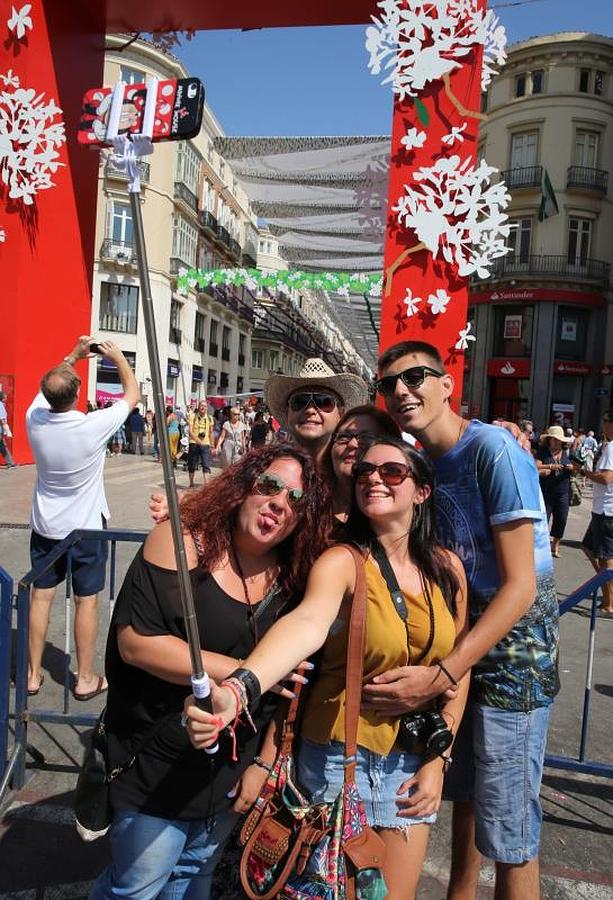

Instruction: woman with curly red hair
[91,444,331,900]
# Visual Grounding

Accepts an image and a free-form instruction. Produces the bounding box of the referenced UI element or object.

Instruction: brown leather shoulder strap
[337,543,367,785]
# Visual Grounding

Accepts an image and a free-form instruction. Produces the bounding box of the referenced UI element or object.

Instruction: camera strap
[369,539,435,664]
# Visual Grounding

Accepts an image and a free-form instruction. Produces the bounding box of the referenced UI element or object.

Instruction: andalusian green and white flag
[538,170,559,221]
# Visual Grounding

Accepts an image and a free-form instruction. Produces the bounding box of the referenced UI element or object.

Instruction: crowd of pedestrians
[17,337,613,898]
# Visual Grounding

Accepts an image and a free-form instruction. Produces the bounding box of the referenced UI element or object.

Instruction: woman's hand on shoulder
[143,520,199,571]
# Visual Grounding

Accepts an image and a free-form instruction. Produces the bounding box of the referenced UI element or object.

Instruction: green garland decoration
[176,267,383,297]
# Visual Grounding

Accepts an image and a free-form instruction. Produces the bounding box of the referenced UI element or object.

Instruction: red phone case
[78,77,204,146]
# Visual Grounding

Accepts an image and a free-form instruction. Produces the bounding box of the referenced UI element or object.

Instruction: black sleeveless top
[104,546,283,820]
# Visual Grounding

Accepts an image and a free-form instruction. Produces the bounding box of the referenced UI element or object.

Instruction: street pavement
[0,453,612,899]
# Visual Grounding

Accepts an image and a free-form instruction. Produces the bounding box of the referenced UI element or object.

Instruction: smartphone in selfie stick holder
[79,76,216,754]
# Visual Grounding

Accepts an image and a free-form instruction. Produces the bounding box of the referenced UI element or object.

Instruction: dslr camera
[397,710,453,758]
[198,432,206,439]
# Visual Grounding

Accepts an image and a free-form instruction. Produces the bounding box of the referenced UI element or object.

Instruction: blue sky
[177,1,612,136]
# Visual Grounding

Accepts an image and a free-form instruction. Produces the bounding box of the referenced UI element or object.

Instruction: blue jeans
[443,702,551,863]
[90,807,239,900]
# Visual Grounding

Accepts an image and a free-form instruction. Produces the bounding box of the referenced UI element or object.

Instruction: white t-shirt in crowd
[26,394,129,539]
[592,441,613,517]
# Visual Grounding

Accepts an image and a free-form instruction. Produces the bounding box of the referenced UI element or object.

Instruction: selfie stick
[106,80,217,752]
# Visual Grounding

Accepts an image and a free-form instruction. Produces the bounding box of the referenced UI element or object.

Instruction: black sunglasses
[332,430,378,448]
[352,460,413,486]
[253,473,304,508]
[375,366,444,396]
[287,392,340,414]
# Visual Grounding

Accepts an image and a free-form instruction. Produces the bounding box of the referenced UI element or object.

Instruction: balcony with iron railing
[216,225,231,247]
[169,256,192,275]
[174,181,198,212]
[209,342,219,357]
[169,326,182,345]
[476,253,610,286]
[567,166,608,195]
[229,238,242,260]
[221,347,230,362]
[200,210,218,234]
[242,252,258,268]
[194,337,206,353]
[100,239,136,264]
[500,165,542,190]
[238,353,246,367]
[105,158,150,184]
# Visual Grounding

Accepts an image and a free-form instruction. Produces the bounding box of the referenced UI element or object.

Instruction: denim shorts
[297,738,436,830]
[443,702,551,863]
[187,444,212,473]
[30,523,108,595]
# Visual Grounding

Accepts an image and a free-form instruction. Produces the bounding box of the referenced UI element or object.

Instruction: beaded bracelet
[253,755,273,774]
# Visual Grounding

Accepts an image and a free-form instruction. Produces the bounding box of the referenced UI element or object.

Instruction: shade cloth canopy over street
[214,136,390,368]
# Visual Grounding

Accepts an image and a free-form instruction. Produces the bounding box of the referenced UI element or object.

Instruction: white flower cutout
[7,4,33,40]
[0,227,5,242]
[393,155,511,279]
[1,69,19,88]
[0,73,66,205]
[366,0,507,99]
[455,322,476,350]
[401,127,427,151]
[442,122,468,146]
[427,289,451,315]
[403,288,422,317]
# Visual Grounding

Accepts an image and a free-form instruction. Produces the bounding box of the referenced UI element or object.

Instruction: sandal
[27,673,45,697]
[73,674,108,702]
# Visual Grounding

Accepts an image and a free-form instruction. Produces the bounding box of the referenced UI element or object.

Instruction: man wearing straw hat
[265,358,369,464]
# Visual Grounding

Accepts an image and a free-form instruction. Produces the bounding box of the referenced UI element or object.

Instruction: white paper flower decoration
[401,127,427,151]
[455,321,476,350]
[0,70,19,88]
[427,289,451,315]
[0,71,66,205]
[7,4,32,40]
[366,0,507,100]
[442,122,468,145]
[403,288,422,317]
[393,155,511,279]
[0,227,5,242]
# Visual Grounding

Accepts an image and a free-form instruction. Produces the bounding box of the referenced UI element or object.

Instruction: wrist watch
[63,355,77,365]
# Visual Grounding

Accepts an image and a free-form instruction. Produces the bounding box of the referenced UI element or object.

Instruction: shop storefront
[96,351,136,405]
[487,358,531,422]
[166,359,180,408]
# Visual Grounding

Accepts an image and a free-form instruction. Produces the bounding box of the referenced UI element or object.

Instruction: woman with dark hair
[91,445,331,900]
[323,404,402,522]
[186,437,469,900]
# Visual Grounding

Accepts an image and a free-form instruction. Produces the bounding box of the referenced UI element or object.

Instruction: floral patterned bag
[239,545,387,900]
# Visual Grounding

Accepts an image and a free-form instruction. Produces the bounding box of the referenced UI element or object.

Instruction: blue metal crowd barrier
[1,528,146,804]
[544,567,613,779]
[1,533,612,806]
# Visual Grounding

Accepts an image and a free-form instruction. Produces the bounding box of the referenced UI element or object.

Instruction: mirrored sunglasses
[352,460,413,486]
[375,366,443,396]
[287,392,340,414]
[253,473,304,507]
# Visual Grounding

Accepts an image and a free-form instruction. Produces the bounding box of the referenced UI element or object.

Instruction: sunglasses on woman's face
[332,430,378,448]
[352,460,413,486]
[287,392,340,414]
[375,366,444,396]
[253,473,304,508]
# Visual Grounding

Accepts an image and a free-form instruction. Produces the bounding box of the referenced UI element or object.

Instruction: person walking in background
[129,407,145,455]
[249,410,271,449]
[577,413,613,616]
[187,399,214,487]
[144,409,154,452]
[536,426,573,559]
[215,406,247,469]
[26,335,139,699]
[0,389,17,468]
[166,406,180,462]
[582,430,599,473]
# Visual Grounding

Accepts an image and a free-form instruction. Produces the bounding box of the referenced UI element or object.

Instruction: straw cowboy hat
[541,425,571,444]
[265,358,369,425]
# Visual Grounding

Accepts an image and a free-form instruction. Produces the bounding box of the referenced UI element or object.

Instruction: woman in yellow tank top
[187,437,469,899]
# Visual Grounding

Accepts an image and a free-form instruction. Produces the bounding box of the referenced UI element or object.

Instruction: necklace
[231,542,258,645]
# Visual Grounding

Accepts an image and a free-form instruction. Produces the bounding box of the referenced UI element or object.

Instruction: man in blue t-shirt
[363,340,559,900]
